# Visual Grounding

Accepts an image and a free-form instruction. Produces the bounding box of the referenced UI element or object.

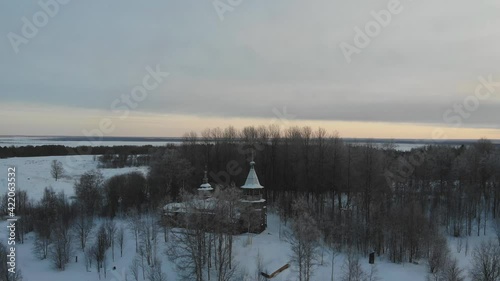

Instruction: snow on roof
[163,197,242,219]
[163,198,216,213]
[241,161,264,189]
[240,198,266,203]
[198,183,213,191]
[198,169,213,190]
[163,202,188,213]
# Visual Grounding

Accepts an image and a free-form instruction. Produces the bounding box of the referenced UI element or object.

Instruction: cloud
[1,0,500,136]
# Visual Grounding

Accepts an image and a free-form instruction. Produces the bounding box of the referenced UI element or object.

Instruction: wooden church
[240,158,267,232]
[163,158,267,233]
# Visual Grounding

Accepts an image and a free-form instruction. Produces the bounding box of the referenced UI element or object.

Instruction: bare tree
[167,192,208,281]
[139,213,159,266]
[456,238,463,254]
[438,259,465,281]
[495,218,500,246]
[103,250,108,279]
[49,223,73,270]
[33,187,58,260]
[84,247,93,272]
[330,247,339,281]
[147,258,168,281]
[117,226,125,257]
[366,264,380,281]
[129,256,140,281]
[128,210,142,253]
[93,224,108,279]
[287,197,321,281]
[33,233,52,260]
[148,148,194,204]
[341,250,366,281]
[166,186,239,281]
[51,159,64,181]
[167,226,205,281]
[74,170,104,217]
[469,240,500,281]
[73,211,94,251]
[428,234,450,277]
[104,219,117,261]
[212,187,240,281]
[465,238,469,257]
[15,190,29,244]
[138,246,147,280]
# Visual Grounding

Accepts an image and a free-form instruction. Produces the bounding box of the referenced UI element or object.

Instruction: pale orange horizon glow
[1,103,499,140]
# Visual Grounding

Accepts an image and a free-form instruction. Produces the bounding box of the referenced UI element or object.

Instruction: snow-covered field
[0,155,148,201]
[0,137,175,148]
[0,155,497,281]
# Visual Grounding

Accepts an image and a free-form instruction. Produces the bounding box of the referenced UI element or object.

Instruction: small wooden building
[163,159,267,234]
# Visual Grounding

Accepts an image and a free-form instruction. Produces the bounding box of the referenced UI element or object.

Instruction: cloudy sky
[1,0,500,139]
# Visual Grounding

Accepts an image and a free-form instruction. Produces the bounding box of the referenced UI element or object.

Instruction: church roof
[198,169,213,191]
[241,160,264,189]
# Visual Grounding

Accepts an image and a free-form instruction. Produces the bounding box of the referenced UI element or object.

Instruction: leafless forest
[2,125,500,281]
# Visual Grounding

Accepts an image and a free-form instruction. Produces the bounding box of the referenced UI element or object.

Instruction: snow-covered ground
[233,214,431,281]
[0,136,175,148]
[0,155,148,201]
[0,155,497,280]
[2,210,496,281]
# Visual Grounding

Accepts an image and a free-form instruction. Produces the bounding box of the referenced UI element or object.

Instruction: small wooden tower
[240,155,267,232]
[198,168,213,198]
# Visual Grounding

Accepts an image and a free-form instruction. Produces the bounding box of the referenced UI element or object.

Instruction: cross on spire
[202,165,208,184]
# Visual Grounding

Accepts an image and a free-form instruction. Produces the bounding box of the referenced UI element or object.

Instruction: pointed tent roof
[241,157,264,189]
[198,168,213,191]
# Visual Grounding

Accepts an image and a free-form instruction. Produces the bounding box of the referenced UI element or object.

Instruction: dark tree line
[0,125,499,279]
[75,170,152,218]
[0,144,155,159]
[98,152,150,168]
[163,126,500,267]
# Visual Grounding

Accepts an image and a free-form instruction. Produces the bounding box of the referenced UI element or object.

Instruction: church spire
[199,165,213,190]
[202,166,209,184]
[241,155,263,189]
[250,150,255,166]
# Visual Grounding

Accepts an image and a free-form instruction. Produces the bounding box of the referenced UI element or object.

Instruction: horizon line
[1,135,499,144]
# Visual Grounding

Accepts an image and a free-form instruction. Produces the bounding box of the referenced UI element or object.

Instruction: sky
[1,0,500,139]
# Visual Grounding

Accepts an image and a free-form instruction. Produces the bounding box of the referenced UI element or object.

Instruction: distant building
[163,158,267,233]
